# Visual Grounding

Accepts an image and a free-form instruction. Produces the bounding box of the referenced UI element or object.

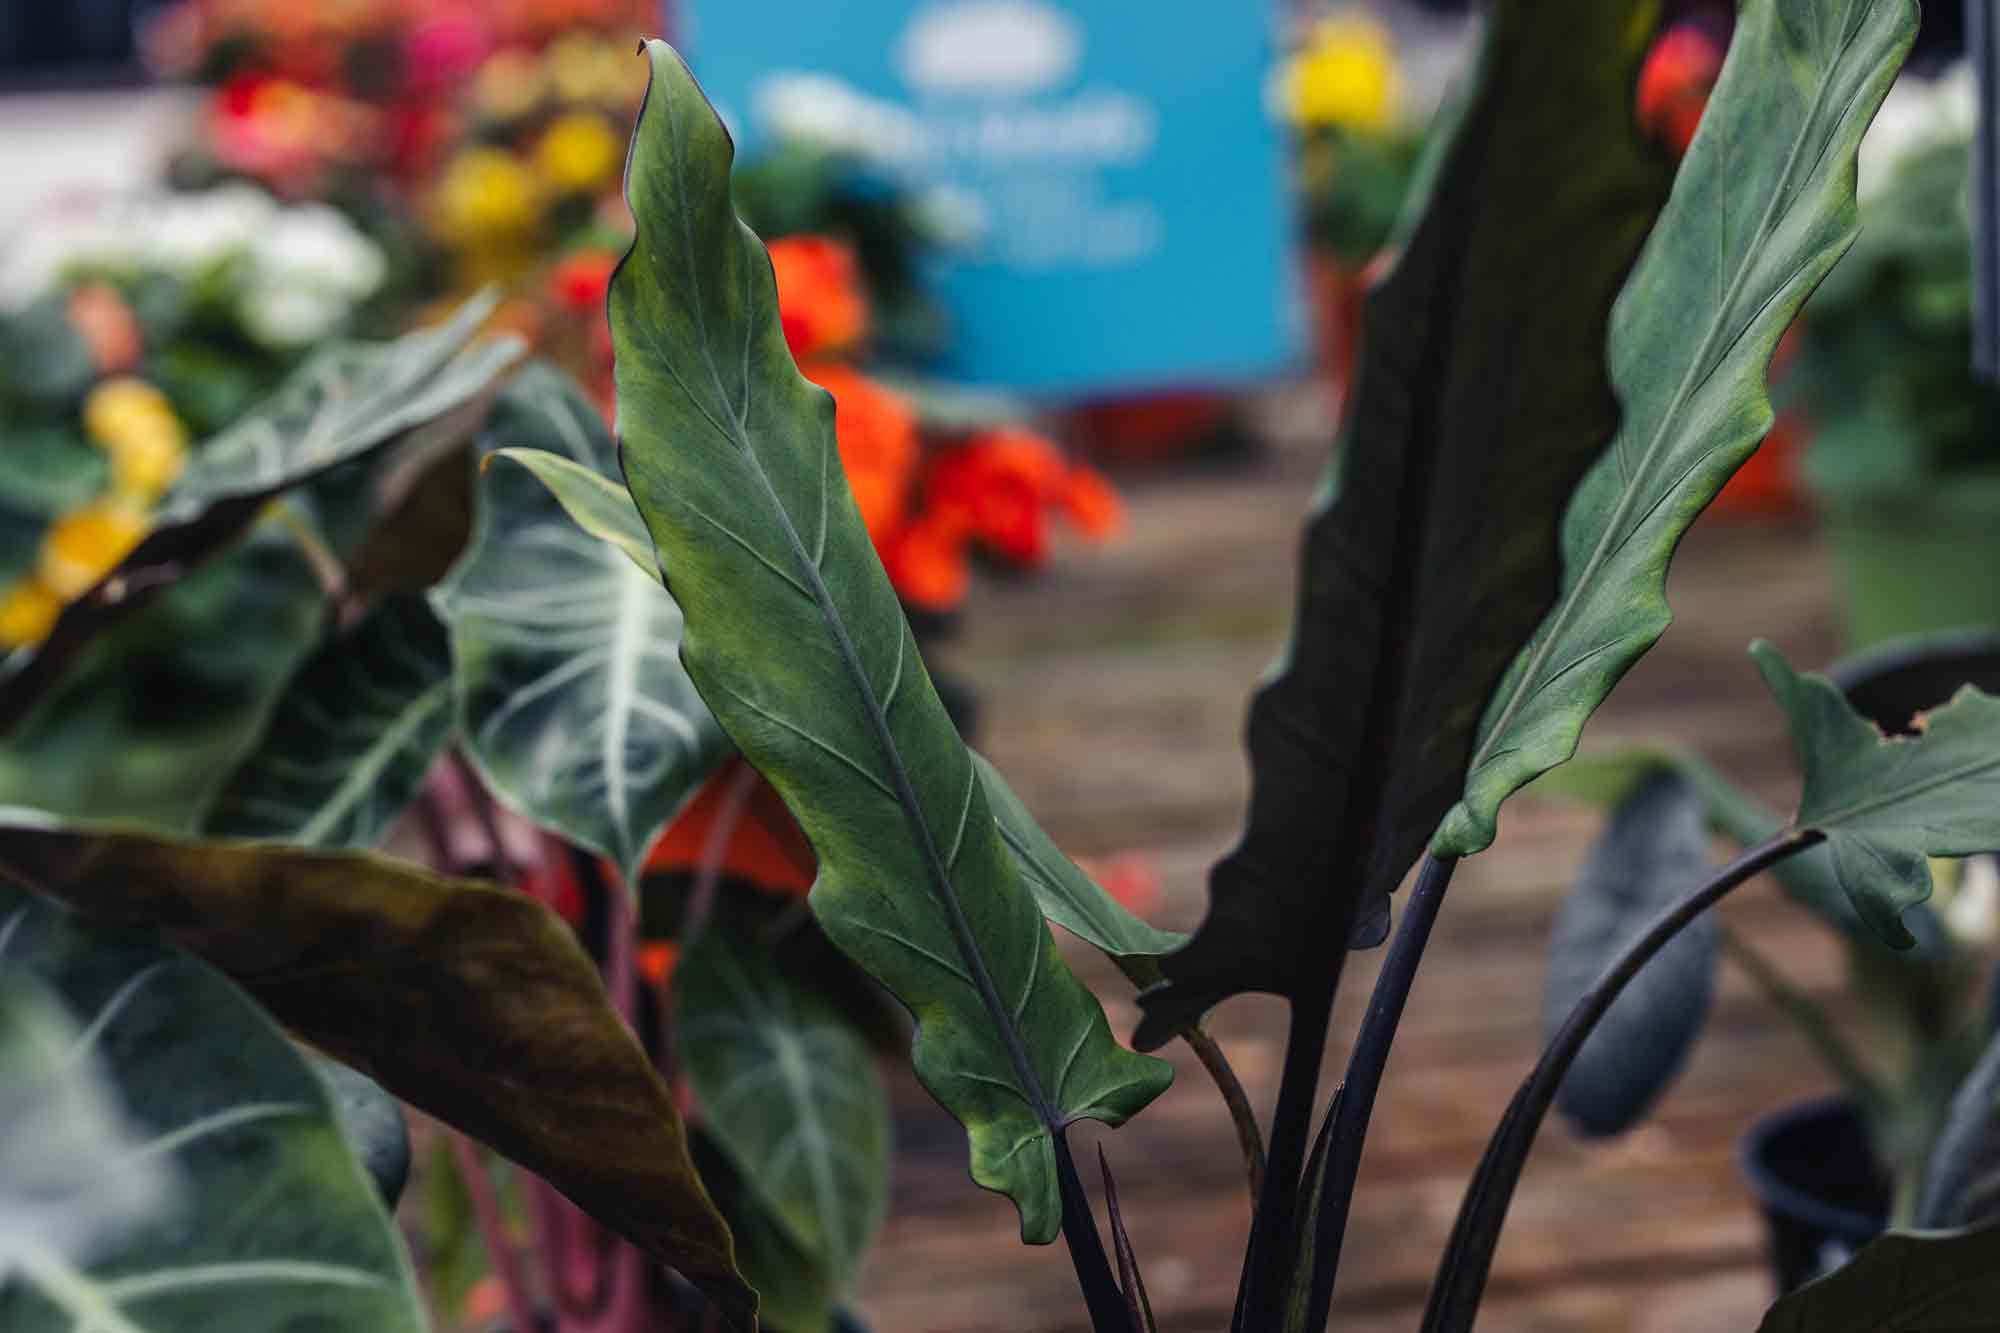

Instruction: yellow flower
[0,579,62,649]
[109,425,189,500]
[535,112,622,196]
[83,377,180,451]
[40,501,149,601]
[1286,14,1402,133]
[432,147,544,243]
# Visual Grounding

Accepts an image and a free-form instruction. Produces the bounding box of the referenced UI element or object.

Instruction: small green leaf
[1756,1219,2000,1331]
[1438,0,1919,856]
[488,444,660,579]
[202,595,453,848]
[1916,1027,2000,1229]
[309,1055,412,1209]
[1755,641,2000,947]
[678,901,888,1287]
[611,41,1169,1242]
[434,367,729,889]
[1546,773,1718,1138]
[0,883,428,1332]
[0,822,754,1326]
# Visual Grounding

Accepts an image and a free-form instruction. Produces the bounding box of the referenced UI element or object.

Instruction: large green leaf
[1545,772,1718,1138]
[0,823,754,1325]
[1132,0,1674,1048]
[202,595,453,847]
[678,901,888,1289]
[0,297,520,735]
[1755,642,2000,947]
[1437,0,1919,857]
[610,41,1169,1242]
[497,445,1175,985]
[434,366,729,888]
[1756,1219,2000,1331]
[0,883,428,1331]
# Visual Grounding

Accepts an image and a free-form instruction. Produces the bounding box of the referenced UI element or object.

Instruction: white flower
[146,184,279,276]
[241,285,348,349]
[250,204,386,300]
[1858,62,1975,200]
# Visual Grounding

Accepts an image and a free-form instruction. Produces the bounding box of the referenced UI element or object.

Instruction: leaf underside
[1438,0,1919,857]
[0,883,429,1333]
[610,41,1169,1242]
[0,824,755,1326]
[1135,0,1674,1048]
[202,595,453,848]
[435,366,729,888]
[1756,1218,2000,1331]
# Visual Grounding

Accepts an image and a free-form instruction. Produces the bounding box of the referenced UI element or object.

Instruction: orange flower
[801,364,919,541]
[1636,24,1724,159]
[927,429,1068,567]
[67,284,143,374]
[882,512,971,613]
[1059,463,1124,541]
[768,236,869,361]
[638,941,680,990]
[645,758,816,896]
[549,248,618,312]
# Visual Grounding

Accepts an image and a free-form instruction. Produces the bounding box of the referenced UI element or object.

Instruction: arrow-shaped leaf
[1757,1218,2000,1331]
[678,899,888,1288]
[0,883,429,1332]
[434,366,728,888]
[1437,0,1919,857]
[1133,0,1674,1049]
[1755,641,2000,948]
[0,822,754,1326]
[202,595,453,848]
[610,41,1169,1242]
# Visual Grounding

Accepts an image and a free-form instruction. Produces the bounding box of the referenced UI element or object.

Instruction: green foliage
[0,883,427,1332]
[1545,773,1718,1138]
[1755,641,2000,947]
[434,367,728,887]
[609,40,1169,1243]
[1756,1219,2000,1331]
[678,901,889,1297]
[1135,0,1673,1049]
[1917,1028,2000,1229]
[203,595,453,847]
[1439,0,1920,857]
[0,822,754,1325]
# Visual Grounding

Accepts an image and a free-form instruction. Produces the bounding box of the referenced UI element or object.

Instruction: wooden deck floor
[853,416,1851,1332]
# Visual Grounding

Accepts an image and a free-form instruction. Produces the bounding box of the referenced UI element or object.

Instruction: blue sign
[680,0,1304,398]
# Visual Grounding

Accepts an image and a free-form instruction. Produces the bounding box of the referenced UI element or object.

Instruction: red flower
[1637,24,1725,159]
[549,249,619,313]
[768,236,870,361]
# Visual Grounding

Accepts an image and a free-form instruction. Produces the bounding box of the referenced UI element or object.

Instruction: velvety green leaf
[1756,1219,2000,1331]
[1438,0,1919,857]
[693,1133,836,1333]
[0,883,428,1332]
[489,442,661,578]
[0,297,520,735]
[1133,0,1674,1048]
[1546,773,1718,1138]
[309,1054,412,1209]
[678,901,888,1286]
[611,41,1169,1242]
[434,367,729,888]
[1756,641,2000,947]
[1916,1027,2000,1229]
[202,595,453,848]
[0,823,754,1326]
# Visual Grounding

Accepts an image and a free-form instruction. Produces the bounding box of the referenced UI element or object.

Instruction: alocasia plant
[6,0,2000,1330]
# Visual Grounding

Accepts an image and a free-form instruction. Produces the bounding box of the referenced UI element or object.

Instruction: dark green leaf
[0,427,107,517]
[678,901,888,1286]
[611,41,1169,1242]
[1438,0,1919,856]
[1916,1021,2000,1229]
[1546,773,1718,1138]
[1756,641,2000,946]
[0,296,95,407]
[693,1133,835,1333]
[343,442,476,599]
[1756,1219,2000,1331]
[0,823,754,1326]
[0,883,428,1331]
[202,595,453,847]
[435,366,729,888]
[1133,0,1675,1048]
[0,296,519,735]
[309,1054,412,1209]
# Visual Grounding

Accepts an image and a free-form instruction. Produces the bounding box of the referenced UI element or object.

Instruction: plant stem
[1184,1024,1267,1204]
[1716,923,1890,1115]
[1055,1127,1137,1333]
[450,748,518,884]
[1420,831,1818,1333]
[1302,852,1458,1328]
[449,1131,544,1333]
[1233,986,1334,1332]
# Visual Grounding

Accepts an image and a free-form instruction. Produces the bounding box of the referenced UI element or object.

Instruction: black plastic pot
[1738,1096,1887,1293]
